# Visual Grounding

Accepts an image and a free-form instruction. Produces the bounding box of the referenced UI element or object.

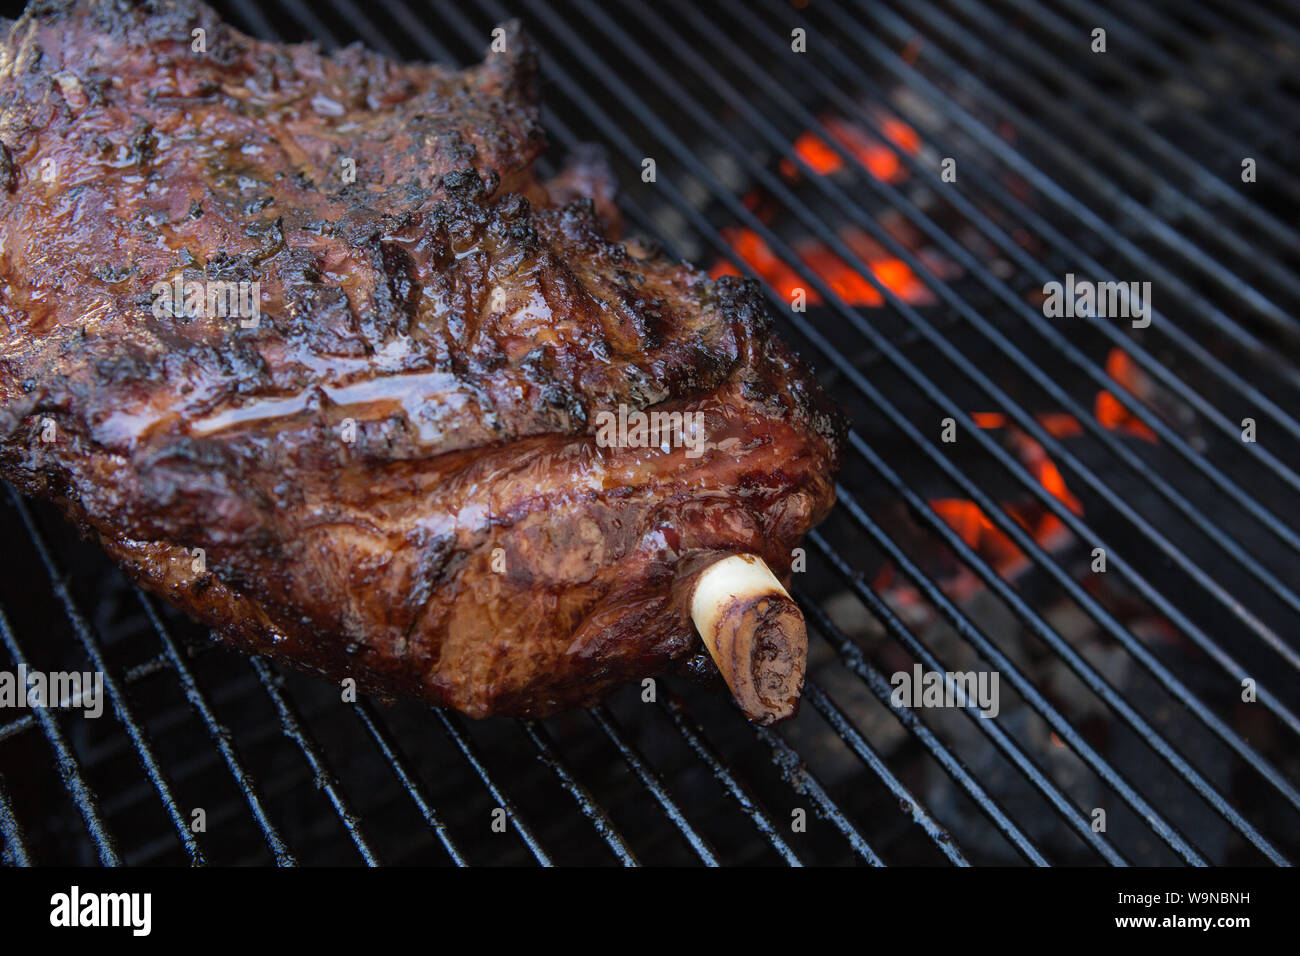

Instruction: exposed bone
[690,554,807,725]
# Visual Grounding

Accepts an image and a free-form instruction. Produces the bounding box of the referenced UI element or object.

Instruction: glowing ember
[778,115,921,184]
[1016,440,1084,516]
[969,412,1081,514]
[928,413,1083,578]
[1036,412,1084,438]
[1095,347,1158,442]
[708,228,807,302]
[929,499,1027,573]
[709,226,932,307]
[783,129,844,177]
[880,115,922,154]
[838,227,935,304]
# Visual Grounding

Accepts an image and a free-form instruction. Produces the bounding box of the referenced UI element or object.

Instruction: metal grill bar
[92,695,289,823]
[511,0,1292,861]
[1196,0,1300,69]
[517,720,638,866]
[806,522,1209,865]
[0,604,120,864]
[430,709,552,866]
[136,594,296,865]
[0,653,170,744]
[748,721,885,865]
[838,516,1224,858]
[1233,0,1300,45]
[249,658,381,864]
[0,775,29,865]
[275,0,335,42]
[1181,16,1300,159]
[840,436,1300,818]
[802,683,976,866]
[887,2,1300,334]
[588,706,719,866]
[331,0,411,52]
[656,697,802,865]
[5,450,305,866]
[90,700,303,838]
[351,698,467,865]
[904,0,1300,382]
[1179,0,1300,89]
[6,490,203,864]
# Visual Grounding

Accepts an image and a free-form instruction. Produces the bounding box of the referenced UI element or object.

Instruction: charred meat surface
[0,0,843,719]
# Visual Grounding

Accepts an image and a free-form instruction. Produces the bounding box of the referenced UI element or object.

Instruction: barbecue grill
[1,0,1298,866]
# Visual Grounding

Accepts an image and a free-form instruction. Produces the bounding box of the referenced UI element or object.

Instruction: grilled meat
[0,0,843,719]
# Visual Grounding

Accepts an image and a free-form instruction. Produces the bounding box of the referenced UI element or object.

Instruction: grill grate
[1,0,1298,866]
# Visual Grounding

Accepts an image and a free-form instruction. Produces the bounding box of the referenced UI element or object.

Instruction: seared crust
[0,0,844,717]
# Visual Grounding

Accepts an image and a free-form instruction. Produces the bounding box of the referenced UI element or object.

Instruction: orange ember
[709,227,932,308]
[784,129,844,176]
[838,228,935,304]
[778,116,921,184]
[1036,412,1084,438]
[969,412,1082,515]
[930,413,1083,577]
[1095,348,1157,442]
[796,242,884,306]
[1035,458,1083,515]
[881,115,922,154]
[1106,345,1145,392]
[930,499,1027,573]
[708,228,807,302]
